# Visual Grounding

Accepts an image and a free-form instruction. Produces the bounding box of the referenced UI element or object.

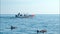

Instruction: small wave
[0,16,16,19]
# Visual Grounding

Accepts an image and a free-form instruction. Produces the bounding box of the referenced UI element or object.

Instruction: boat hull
[15,15,34,18]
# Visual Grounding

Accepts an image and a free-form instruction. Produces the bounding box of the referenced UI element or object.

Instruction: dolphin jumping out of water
[10,26,17,30]
[6,26,17,30]
[37,29,47,34]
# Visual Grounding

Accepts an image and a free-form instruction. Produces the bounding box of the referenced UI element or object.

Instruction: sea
[0,14,60,34]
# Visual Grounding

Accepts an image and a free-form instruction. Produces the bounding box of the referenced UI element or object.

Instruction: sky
[0,0,59,14]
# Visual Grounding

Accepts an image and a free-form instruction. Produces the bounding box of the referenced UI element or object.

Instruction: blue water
[0,14,60,34]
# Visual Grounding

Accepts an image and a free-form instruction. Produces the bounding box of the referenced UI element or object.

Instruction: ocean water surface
[0,14,60,34]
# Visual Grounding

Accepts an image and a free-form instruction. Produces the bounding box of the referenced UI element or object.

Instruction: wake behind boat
[15,13,34,18]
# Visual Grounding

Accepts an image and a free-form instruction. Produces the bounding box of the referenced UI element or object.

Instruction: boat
[15,13,34,18]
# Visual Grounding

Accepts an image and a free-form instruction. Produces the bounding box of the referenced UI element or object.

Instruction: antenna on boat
[20,9,22,14]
